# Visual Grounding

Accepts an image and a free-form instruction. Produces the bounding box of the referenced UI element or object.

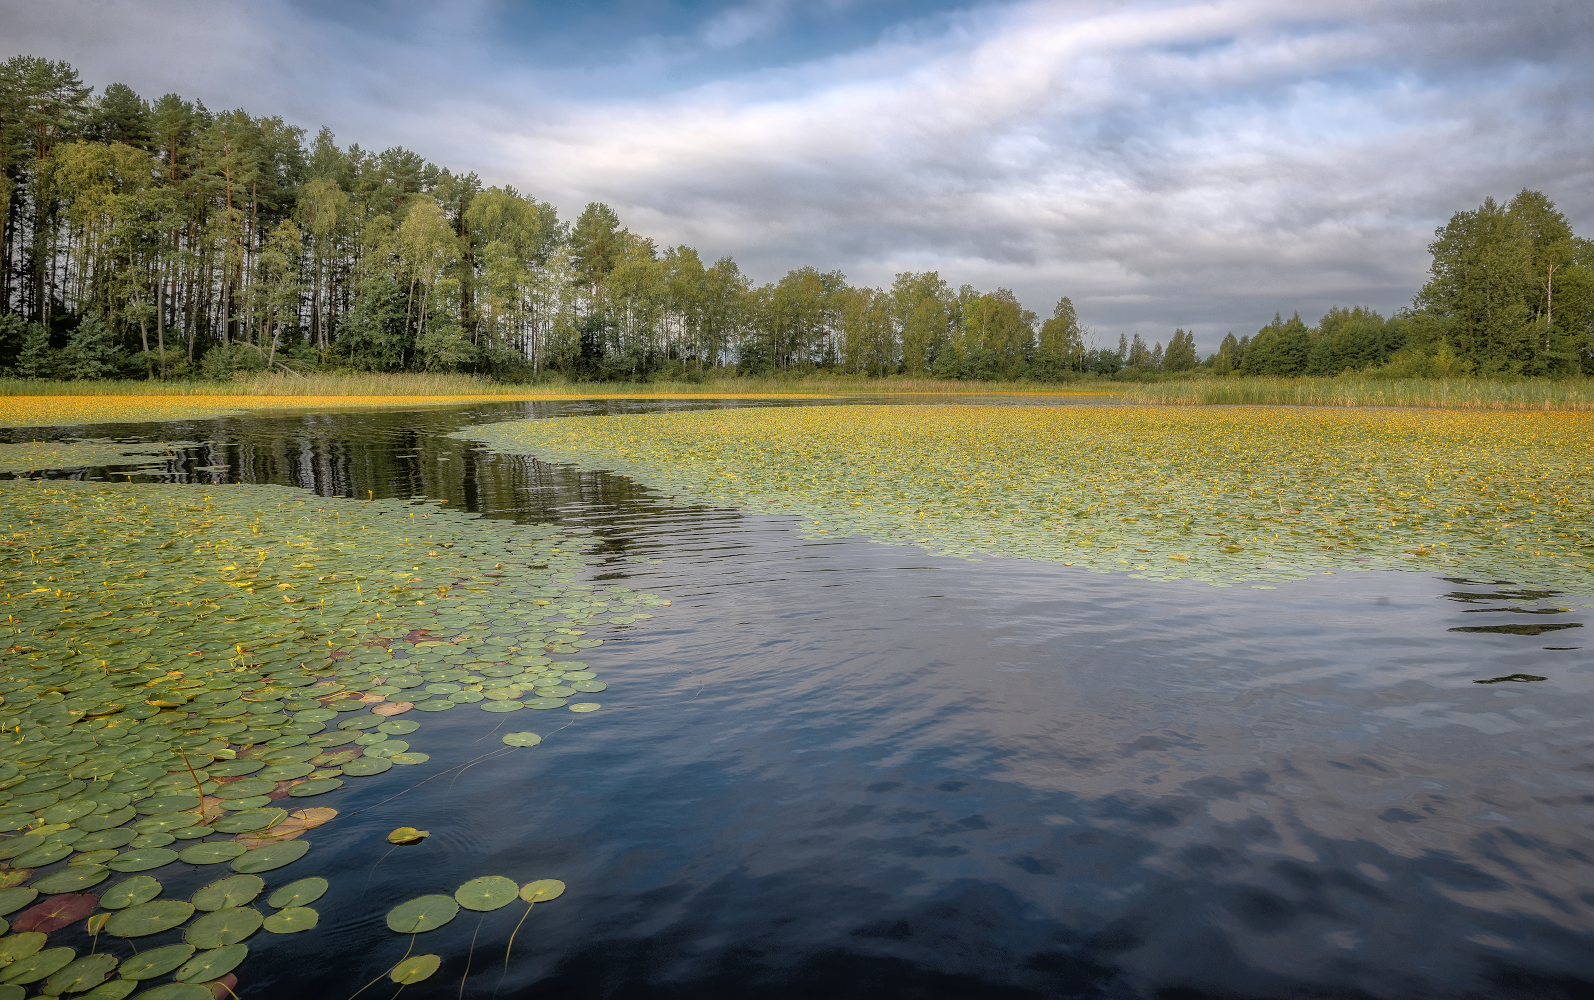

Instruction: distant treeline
[1,55,1590,383]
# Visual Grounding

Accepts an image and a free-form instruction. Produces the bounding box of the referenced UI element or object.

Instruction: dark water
[5,401,1593,1000]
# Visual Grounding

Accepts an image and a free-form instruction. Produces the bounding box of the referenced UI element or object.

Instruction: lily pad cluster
[378,877,566,986]
[0,442,197,477]
[0,480,667,996]
[459,404,1594,590]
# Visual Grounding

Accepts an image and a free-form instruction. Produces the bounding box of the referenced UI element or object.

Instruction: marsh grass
[1122,377,1594,410]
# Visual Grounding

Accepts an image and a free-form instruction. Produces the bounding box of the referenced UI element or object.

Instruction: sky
[6,0,1592,351]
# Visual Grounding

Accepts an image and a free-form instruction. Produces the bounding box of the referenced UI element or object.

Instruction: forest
[1,54,1591,384]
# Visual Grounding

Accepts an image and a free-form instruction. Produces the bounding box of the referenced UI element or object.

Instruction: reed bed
[1122,377,1594,410]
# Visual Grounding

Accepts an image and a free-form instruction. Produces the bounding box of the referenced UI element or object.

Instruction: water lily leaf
[100,876,161,910]
[266,877,327,909]
[256,762,314,781]
[41,799,99,824]
[388,955,440,984]
[229,839,309,873]
[135,794,200,816]
[191,874,264,912]
[233,807,334,849]
[519,879,566,902]
[479,701,522,713]
[371,702,411,717]
[116,943,194,980]
[523,698,567,710]
[178,841,247,865]
[569,703,601,713]
[385,894,459,933]
[107,848,178,873]
[34,864,110,894]
[337,714,385,731]
[211,808,286,834]
[455,876,519,912]
[501,732,542,747]
[13,893,97,933]
[11,842,72,867]
[104,899,194,937]
[412,700,454,712]
[136,813,201,834]
[570,680,607,693]
[0,836,44,861]
[286,778,342,797]
[387,827,428,845]
[129,979,212,999]
[377,719,420,735]
[0,945,75,985]
[174,944,245,988]
[184,907,261,948]
[205,759,264,778]
[214,778,274,799]
[75,828,137,852]
[341,758,391,776]
[0,932,46,965]
[42,952,117,995]
[261,906,317,933]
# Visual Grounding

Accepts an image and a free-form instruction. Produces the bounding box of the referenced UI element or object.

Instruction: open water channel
[4,397,1592,999]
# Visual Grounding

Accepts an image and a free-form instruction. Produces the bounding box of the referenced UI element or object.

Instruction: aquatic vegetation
[462,404,1594,590]
[0,440,196,475]
[1123,377,1594,411]
[0,479,668,994]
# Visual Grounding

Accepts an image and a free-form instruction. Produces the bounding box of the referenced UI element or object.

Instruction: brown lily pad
[13,893,99,933]
[234,807,336,849]
[372,702,412,717]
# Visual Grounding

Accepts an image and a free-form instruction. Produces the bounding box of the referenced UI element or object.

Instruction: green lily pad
[520,878,566,902]
[100,876,161,910]
[261,906,318,933]
[364,741,409,758]
[569,703,601,713]
[0,836,44,861]
[191,874,265,912]
[388,753,429,765]
[169,825,216,841]
[230,839,309,874]
[174,942,247,985]
[412,700,454,712]
[385,894,458,933]
[212,809,287,834]
[0,946,75,985]
[214,778,275,799]
[106,848,178,873]
[377,719,420,735]
[523,698,568,710]
[0,814,33,832]
[502,732,542,747]
[32,865,109,894]
[11,842,72,868]
[571,680,607,693]
[256,762,314,781]
[117,943,195,980]
[42,952,118,995]
[267,877,328,909]
[389,954,440,984]
[287,778,342,797]
[337,714,385,731]
[184,906,261,948]
[40,799,99,824]
[341,758,391,777]
[74,828,137,852]
[135,813,199,834]
[130,981,212,999]
[454,875,519,912]
[0,931,46,964]
[293,709,335,723]
[104,899,194,937]
[135,794,199,815]
[479,701,522,713]
[206,759,264,777]
[178,841,247,865]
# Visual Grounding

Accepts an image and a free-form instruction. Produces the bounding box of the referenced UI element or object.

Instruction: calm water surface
[4,399,1592,1000]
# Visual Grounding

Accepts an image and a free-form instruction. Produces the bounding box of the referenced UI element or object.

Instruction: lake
[1,396,1590,1000]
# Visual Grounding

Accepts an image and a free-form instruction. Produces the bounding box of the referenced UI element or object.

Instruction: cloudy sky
[9,0,1592,349]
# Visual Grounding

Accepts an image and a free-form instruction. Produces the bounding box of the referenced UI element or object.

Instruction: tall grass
[0,372,1124,398]
[1122,377,1594,410]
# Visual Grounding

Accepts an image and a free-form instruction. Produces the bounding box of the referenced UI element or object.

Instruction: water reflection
[3,400,1592,999]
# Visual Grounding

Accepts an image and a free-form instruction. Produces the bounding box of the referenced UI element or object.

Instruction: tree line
[1,55,1590,382]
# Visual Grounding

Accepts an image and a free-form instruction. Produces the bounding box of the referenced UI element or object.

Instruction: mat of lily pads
[458,404,1594,590]
[0,480,666,994]
[0,440,196,476]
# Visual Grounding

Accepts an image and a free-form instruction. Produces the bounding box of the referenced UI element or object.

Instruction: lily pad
[100,876,162,910]
[11,842,72,868]
[266,877,327,909]
[12,893,97,932]
[31,865,109,894]
[230,839,309,873]
[256,762,314,781]
[205,759,263,778]
[104,899,194,937]
[455,875,519,912]
[387,827,428,845]
[385,894,459,933]
[520,878,566,902]
[0,946,75,985]
[261,906,318,933]
[287,778,342,797]
[0,931,46,965]
[174,940,247,983]
[178,841,247,865]
[377,719,420,736]
[341,758,391,777]
[75,828,137,852]
[135,794,200,815]
[214,779,274,799]
[571,680,607,693]
[0,836,44,861]
[523,698,567,710]
[107,848,178,872]
[184,906,261,948]
[117,943,195,980]
[42,952,118,995]
[502,732,542,747]
[413,700,454,712]
[479,701,522,713]
[569,703,601,713]
[389,954,441,984]
[212,808,287,834]
[191,874,265,912]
